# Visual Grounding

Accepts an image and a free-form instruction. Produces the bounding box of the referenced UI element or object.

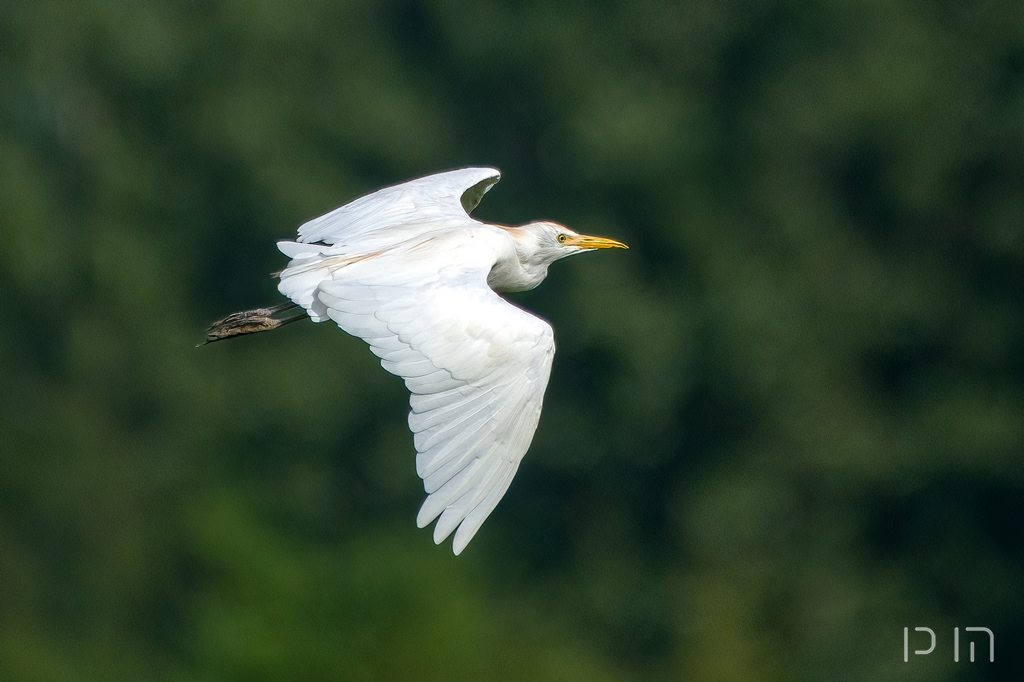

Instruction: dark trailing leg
[199,301,305,346]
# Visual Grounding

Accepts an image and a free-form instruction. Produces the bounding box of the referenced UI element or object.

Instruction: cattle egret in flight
[202,167,627,554]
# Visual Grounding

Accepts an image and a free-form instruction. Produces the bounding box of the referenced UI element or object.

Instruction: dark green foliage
[1,1,1021,679]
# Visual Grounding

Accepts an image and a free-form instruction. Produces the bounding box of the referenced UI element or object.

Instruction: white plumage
[207,167,626,554]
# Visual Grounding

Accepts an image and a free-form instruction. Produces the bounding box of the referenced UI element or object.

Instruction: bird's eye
[557,234,567,243]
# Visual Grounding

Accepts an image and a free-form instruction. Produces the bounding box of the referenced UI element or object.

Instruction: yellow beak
[566,234,629,250]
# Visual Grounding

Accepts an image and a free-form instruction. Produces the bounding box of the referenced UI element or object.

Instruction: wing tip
[418,502,476,556]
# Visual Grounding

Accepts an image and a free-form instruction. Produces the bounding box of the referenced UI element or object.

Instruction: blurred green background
[2,1,1021,680]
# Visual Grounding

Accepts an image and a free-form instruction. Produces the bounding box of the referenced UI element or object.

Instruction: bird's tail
[198,301,306,346]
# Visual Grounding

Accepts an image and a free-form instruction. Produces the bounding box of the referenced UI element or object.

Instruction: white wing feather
[276,168,554,554]
[295,167,500,246]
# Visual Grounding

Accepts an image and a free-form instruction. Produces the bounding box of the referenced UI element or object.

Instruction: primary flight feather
[203,167,627,554]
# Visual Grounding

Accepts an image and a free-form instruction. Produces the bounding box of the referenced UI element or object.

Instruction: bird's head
[512,221,628,267]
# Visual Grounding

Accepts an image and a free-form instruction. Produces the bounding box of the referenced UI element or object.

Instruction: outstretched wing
[295,167,501,246]
[284,236,554,554]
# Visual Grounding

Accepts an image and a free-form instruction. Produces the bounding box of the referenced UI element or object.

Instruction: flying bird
[202,167,627,554]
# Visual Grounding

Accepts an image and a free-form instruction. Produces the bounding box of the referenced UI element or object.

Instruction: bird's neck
[486,232,550,293]
[487,255,548,293]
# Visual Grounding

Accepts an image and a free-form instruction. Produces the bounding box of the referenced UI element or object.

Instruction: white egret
[203,167,627,554]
